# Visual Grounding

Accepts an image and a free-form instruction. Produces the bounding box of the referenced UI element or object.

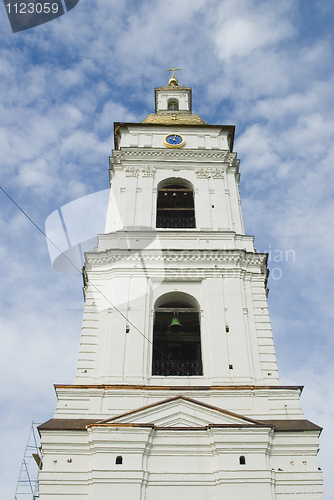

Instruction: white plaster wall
[38,426,324,500]
[155,88,191,112]
[105,151,243,235]
[75,253,279,388]
[117,125,230,150]
[54,386,306,421]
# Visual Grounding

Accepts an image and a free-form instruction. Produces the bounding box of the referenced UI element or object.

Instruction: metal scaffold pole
[14,421,42,500]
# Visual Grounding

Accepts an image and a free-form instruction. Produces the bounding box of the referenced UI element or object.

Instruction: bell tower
[38,73,324,499]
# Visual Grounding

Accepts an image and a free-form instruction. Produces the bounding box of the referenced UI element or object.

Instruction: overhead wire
[0,185,200,362]
[0,185,157,351]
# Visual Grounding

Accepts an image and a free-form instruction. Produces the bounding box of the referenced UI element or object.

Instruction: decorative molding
[196,168,225,179]
[113,149,237,163]
[141,166,156,177]
[122,164,157,177]
[125,167,140,177]
[212,170,225,178]
[195,169,209,179]
[86,249,267,268]
[112,151,125,163]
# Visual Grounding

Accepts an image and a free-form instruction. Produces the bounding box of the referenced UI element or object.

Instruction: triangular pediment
[97,396,261,428]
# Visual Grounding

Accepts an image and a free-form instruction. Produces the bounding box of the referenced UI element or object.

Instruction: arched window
[156,179,195,228]
[239,456,246,465]
[116,456,123,465]
[168,99,179,110]
[152,293,202,376]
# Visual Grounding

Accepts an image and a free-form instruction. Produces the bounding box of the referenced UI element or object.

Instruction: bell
[169,316,182,333]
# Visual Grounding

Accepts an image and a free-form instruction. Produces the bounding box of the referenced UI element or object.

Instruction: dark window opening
[116,456,123,465]
[168,100,179,110]
[239,456,246,465]
[152,300,202,376]
[156,185,195,228]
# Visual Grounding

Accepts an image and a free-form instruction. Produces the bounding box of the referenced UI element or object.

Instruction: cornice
[55,384,303,392]
[85,249,267,270]
[111,149,238,165]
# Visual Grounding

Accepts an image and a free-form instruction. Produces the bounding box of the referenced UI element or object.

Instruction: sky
[0,0,333,497]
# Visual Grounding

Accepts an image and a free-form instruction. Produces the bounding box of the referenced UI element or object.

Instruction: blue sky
[0,0,333,497]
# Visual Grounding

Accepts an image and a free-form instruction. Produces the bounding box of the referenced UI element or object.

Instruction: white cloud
[0,0,333,496]
[214,3,295,60]
[94,100,139,133]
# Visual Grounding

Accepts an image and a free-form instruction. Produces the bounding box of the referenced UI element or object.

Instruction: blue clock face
[164,134,185,148]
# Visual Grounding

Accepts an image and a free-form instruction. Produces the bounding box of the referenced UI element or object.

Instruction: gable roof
[90,396,263,429]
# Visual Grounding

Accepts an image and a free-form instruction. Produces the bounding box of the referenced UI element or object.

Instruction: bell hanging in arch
[169,316,183,333]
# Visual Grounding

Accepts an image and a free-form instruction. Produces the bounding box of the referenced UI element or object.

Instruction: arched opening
[156,178,195,228]
[116,456,123,465]
[152,293,202,376]
[239,456,246,465]
[168,99,179,110]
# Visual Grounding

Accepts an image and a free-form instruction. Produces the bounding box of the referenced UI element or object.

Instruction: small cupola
[154,67,192,113]
[142,67,206,125]
[168,70,179,87]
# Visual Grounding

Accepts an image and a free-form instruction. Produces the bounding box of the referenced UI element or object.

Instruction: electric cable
[0,185,201,364]
[0,185,156,349]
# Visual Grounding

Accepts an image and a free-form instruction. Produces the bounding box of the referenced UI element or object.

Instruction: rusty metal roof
[38,418,322,434]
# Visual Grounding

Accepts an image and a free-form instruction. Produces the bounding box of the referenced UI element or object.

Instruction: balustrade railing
[152,360,203,376]
[156,216,196,228]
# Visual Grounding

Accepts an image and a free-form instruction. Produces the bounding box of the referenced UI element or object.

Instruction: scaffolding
[15,421,42,500]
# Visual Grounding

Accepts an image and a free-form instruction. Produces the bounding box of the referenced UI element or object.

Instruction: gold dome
[168,75,179,86]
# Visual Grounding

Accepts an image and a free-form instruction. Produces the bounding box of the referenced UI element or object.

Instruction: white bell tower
[38,72,324,499]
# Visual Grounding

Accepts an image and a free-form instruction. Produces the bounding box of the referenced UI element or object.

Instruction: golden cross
[166,66,181,78]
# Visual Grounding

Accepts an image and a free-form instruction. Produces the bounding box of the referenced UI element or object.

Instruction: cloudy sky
[0,0,333,497]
